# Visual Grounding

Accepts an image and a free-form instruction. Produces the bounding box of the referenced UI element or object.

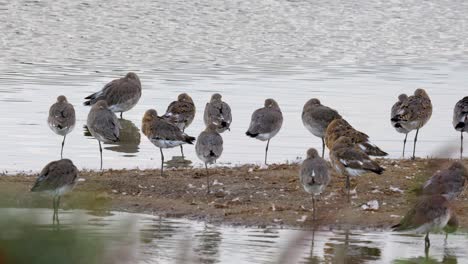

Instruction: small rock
[361,200,379,211]
[389,186,404,193]
[112,189,118,194]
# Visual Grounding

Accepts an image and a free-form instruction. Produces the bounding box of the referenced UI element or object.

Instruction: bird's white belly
[151,139,185,148]
[303,184,324,195]
[49,123,74,136]
[345,167,365,177]
[412,213,451,234]
[46,184,74,197]
[109,98,139,113]
[304,123,324,138]
[256,128,280,141]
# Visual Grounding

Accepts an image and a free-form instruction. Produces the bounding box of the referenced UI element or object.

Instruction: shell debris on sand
[361,200,380,211]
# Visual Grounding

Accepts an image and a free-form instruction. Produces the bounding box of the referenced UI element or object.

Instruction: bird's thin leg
[98,140,103,170]
[346,174,350,203]
[160,148,165,177]
[61,135,66,159]
[425,232,430,249]
[265,139,271,165]
[180,145,185,159]
[205,163,210,194]
[52,196,57,225]
[402,133,407,158]
[56,196,61,227]
[321,138,325,158]
[312,196,316,222]
[120,112,123,119]
[461,131,464,160]
[412,129,419,160]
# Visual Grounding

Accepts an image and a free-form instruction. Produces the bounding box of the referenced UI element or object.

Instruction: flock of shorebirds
[31,72,468,249]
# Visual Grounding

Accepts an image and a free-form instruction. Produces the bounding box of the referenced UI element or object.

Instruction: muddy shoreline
[1,158,467,230]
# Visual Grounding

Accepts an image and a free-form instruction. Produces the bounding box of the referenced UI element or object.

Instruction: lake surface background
[1,0,468,172]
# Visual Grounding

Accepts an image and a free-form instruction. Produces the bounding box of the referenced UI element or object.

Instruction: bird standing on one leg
[302,98,341,158]
[86,100,120,170]
[48,95,76,159]
[453,96,468,160]
[299,148,330,221]
[163,93,196,158]
[195,124,224,194]
[84,72,142,119]
[329,136,384,202]
[31,159,78,225]
[142,109,196,177]
[422,161,468,200]
[390,94,411,157]
[246,99,283,165]
[390,88,432,160]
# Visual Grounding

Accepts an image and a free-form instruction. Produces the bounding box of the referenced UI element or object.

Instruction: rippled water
[1,0,468,172]
[2,209,467,263]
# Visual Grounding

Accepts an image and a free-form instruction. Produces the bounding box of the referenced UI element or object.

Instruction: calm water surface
[1,0,468,172]
[3,209,468,264]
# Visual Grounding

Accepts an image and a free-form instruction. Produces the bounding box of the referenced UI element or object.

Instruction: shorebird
[195,124,224,194]
[302,98,342,158]
[84,72,141,118]
[142,109,196,177]
[325,118,388,157]
[453,96,468,159]
[422,161,468,200]
[392,195,455,250]
[299,148,330,221]
[163,93,196,158]
[246,99,283,165]
[31,159,78,225]
[86,100,120,170]
[204,93,232,133]
[329,136,384,201]
[391,94,411,157]
[390,88,432,160]
[48,95,76,159]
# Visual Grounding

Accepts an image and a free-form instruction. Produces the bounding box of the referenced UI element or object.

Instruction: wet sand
[1,158,467,229]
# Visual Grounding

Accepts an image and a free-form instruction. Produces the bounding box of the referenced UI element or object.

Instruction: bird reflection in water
[323,229,381,263]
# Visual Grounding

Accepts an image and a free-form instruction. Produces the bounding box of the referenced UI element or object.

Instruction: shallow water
[2,208,467,263]
[1,0,468,172]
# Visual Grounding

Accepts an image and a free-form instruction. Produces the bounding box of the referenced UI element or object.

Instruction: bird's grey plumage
[391,94,410,134]
[196,125,224,164]
[302,98,341,138]
[391,88,432,131]
[422,161,468,200]
[84,72,142,115]
[87,101,120,143]
[299,148,330,195]
[246,99,283,164]
[31,159,78,195]
[48,95,76,136]
[204,93,232,133]
[453,97,468,159]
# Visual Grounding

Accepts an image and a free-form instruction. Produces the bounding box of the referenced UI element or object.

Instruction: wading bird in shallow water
[453,96,468,159]
[325,118,388,157]
[392,195,456,250]
[86,100,120,170]
[246,99,283,165]
[422,161,468,200]
[163,93,196,158]
[329,136,384,202]
[31,159,78,225]
[302,98,342,158]
[48,95,75,159]
[391,88,432,160]
[84,72,141,118]
[142,109,195,177]
[390,94,411,157]
[299,148,330,221]
[204,93,232,133]
[195,124,224,194]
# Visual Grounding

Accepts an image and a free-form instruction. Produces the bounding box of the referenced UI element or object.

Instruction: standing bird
[48,95,76,159]
[422,161,468,200]
[325,118,388,157]
[84,72,141,118]
[86,100,120,170]
[392,195,455,250]
[163,93,196,158]
[390,88,432,160]
[31,159,78,225]
[246,99,283,165]
[390,94,411,157]
[142,109,196,177]
[299,148,330,221]
[302,98,342,158]
[453,96,468,159]
[329,136,384,202]
[195,124,224,194]
[204,93,232,133]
